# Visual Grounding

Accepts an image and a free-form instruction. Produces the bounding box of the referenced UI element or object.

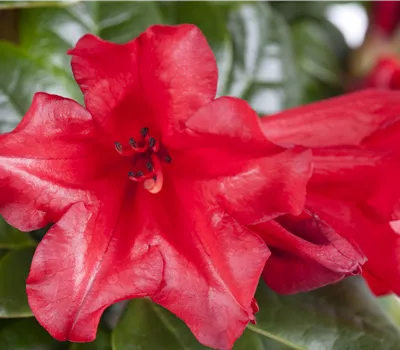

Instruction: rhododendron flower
[260,90,400,296]
[366,56,400,90]
[0,25,312,349]
[371,1,400,38]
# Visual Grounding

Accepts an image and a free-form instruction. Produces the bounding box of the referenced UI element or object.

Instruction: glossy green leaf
[292,20,342,86]
[0,247,35,318]
[112,298,207,350]
[379,295,400,329]
[0,217,35,249]
[288,16,347,104]
[251,277,400,350]
[17,1,299,113]
[0,41,80,132]
[19,1,163,72]
[0,0,78,10]
[0,318,66,349]
[69,328,111,350]
[227,2,300,114]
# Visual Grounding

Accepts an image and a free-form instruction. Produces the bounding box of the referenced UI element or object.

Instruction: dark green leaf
[0,0,77,10]
[69,327,111,350]
[0,217,35,249]
[250,277,400,350]
[291,19,342,86]
[0,318,66,349]
[0,41,80,132]
[227,2,300,114]
[0,247,35,318]
[19,1,163,72]
[379,295,400,328]
[112,298,207,350]
[112,297,291,350]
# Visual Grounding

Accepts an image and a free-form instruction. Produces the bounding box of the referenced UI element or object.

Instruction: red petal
[261,90,400,148]
[69,25,217,142]
[309,148,400,221]
[366,57,400,89]
[146,179,270,349]
[211,148,312,225]
[308,194,400,296]
[174,97,313,225]
[251,212,364,294]
[0,93,118,231]
[27,173,269,349]
[27,199,164,342]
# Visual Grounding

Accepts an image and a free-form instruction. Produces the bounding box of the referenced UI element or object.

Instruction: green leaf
[291,19,342,86]
[0,0,78,10]
[379,295,400,329]
[69,327,111,350]
[0,247,35,318]
[0,217,35,249]
[17,1,299,113]
[19,1,163,72]
[0,318,66,349]
[0,41,80,132]
[227,2,300,114]
[250,277,400,350]
[112,298,207,350]
[112,297,290,350]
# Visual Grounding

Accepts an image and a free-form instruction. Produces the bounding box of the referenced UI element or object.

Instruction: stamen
[165,155,172,164]
[137,171,144,177]
[141,127,149,137]
[115,142,122,152]
[149,137,156,148]
[147,162,153,171]
[115,141,135,156]
[129,138,137,148]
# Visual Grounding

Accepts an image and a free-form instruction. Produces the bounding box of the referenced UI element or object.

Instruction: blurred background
[1,1,400,349]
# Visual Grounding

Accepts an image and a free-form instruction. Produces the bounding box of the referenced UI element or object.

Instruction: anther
[147,162,153,171]
[149,137,156,148]
[129,138,137,148]
[114,142,122,152]
[136,171,144,177]
[141,127,149,137]
[128,171,135,177]
[165,155,172,164]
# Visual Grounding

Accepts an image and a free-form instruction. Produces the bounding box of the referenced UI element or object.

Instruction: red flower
[366,56,400,90]
[260,90,400,296]
[371,1,400,38]
[0,25,312,349]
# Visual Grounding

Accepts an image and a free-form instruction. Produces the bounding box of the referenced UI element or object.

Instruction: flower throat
[114,128,171,194]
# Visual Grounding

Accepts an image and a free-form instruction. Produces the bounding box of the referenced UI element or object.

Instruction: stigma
[114,128,171,194]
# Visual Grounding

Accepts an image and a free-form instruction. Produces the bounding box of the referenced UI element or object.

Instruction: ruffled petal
[308,194,400,296]
[27,197,164,342]
[261,90,400,148]
[27,173,269,350]
[250,211,365,294]
[173,97,313,225]
[0,93,118,231]
[145,177,269,349]
[309,148,400,221]
[210,148,312,225]
[69,25,217,142]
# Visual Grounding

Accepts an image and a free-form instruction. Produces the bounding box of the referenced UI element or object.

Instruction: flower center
[114,128,171,194]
